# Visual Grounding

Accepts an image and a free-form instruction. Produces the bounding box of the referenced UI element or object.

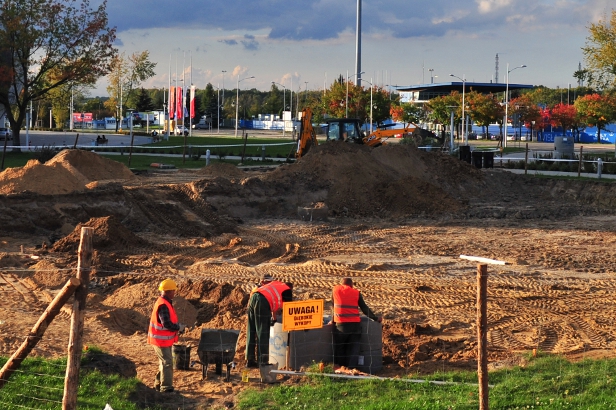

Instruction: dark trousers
[333,326,361,369]
[246,292,271,364]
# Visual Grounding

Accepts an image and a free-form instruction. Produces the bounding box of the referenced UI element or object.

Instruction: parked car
[0,128,11,140]
[174,125,189,136]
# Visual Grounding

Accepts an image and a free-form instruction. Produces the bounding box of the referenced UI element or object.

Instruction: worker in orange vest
[245,279,293,368]
[332,277,382,369]
[147,279,186,393]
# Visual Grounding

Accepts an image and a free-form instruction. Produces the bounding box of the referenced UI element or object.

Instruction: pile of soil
[264,142,482,217]
[0,149,135,195]
[51,216,150,253]
[197,163,246,179]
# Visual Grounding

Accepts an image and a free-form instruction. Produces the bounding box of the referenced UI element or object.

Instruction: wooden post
[477,264,488,410]
[0,277,80,388]
[72,133,80,149]
[524,143,528,175]
[62,227,93,410]
[578,146,583,177]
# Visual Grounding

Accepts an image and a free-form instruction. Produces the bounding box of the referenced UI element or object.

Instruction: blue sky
[93,0,614,97]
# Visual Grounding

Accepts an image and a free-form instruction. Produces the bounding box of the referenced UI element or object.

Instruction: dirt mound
[51,216,149,253]
[0,159,88,195]
[0,150,135,195]
[47,149,136,182]
[197,162,245,178]
[262,142,480,217]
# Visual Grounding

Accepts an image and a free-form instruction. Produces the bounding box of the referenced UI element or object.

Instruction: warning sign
[282,299,324,331]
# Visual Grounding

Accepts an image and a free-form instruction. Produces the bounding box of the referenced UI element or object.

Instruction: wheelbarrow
[193,329,240,381]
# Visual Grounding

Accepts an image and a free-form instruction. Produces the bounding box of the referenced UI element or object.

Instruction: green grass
[0,347,154,410]
[237,354,616,409]
[102,154,287,170]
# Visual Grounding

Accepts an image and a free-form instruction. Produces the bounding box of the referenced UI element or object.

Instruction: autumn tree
[574,93,616,142]
[582,9,616,89]
[104,51,156,130]
[390,101,423,125]
[467,91,504,138]
[0,0,116,148]
[549,103,578,135]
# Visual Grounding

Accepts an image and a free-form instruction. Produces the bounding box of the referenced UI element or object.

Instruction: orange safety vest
[147,297,179,347]
[333,285,360,323]
[257,281,290,312]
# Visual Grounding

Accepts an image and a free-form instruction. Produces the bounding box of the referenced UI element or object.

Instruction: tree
[135,88,154,112]
[104,51,156,130]
[0,0,116,147]
[549,103,578,135]
[574,93,616,142]
[467,92,504,138]
[390,101,423,125]
[582,9,616,89]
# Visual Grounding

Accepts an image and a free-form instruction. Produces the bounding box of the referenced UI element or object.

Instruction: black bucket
[459,145,471,163]
[172,344,191,370]
[483,151,494,168]
[471,151,483,169]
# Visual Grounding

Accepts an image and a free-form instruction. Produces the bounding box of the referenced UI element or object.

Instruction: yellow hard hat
[158,279,178,291]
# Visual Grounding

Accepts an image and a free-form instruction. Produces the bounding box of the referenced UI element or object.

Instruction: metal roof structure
[393,82,534,102]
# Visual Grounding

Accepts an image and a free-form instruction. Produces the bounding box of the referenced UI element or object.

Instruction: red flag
[176,87,183,121]
[169,87,175,120]
[190,85,196,119]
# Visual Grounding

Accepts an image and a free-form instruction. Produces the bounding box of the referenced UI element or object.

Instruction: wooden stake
[578,146,583,178]
[62,227,93,410]
[0,277,80,389]
[72,133,80,150]
[524,143,528,175]
[477,264,488,410]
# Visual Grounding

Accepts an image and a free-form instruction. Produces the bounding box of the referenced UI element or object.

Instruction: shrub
[35,145,58,163]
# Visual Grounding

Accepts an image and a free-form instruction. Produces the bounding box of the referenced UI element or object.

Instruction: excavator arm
[362,123,417,147]
[295,107,318,158]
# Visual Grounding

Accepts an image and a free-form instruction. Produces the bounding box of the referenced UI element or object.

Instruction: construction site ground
[1,143,616,409]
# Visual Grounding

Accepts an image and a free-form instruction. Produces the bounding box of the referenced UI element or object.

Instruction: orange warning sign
[282,299,324,331]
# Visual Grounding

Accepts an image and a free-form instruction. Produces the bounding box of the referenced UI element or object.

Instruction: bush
[34,145,58,163]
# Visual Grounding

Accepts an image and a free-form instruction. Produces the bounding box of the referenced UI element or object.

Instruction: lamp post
[429,69,435,84]
[272,81,286,137]
[531,120,535,142]
[127,108,135,166]
[212,84,221,134]
[221,70,226,107]
[360,78,374,134]
[235,75,255,137]
[504,64,527,148]
[449,74,466,144]
[346,70,365,117]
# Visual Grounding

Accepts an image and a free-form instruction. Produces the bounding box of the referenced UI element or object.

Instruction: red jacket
[333,285,360,323]
[257,281,291,312]
[147,297,179,347]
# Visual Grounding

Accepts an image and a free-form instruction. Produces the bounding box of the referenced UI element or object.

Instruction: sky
[92,0,615,98]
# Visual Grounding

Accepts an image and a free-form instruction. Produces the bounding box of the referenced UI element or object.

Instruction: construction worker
[250,273,274,296]
[147,278,186,393]
[332,277,382,369]
[245,279,293,368]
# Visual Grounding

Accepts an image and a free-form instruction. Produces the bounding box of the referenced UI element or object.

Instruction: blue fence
[471,124,616,144]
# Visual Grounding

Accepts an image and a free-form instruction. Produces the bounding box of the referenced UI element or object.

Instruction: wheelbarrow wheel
[215,362,223,375]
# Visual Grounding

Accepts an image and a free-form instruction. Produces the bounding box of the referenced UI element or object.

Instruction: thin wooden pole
[0,277,80,388]
[62,227,93,410]
[524,143,528,175]
[578,146,583,177]
[477,263,488,410]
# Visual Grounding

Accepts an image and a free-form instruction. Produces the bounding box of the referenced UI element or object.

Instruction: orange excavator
[295,108,416,158]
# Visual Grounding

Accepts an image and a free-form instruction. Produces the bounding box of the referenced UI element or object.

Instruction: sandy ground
[1,145,616,409]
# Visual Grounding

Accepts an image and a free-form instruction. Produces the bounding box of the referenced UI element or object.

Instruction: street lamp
[212,84,221,134]
[504,64,527,148]
[221,70,226,107]
[531,120,535,142]
[272,81,286,137]
[235,75,255,137]
[346,70,365,117]
[449,74,466,144]
[360,78,374,134]
[429,69,435,84]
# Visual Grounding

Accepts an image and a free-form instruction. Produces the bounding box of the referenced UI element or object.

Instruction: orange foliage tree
[0,0,116,148]
[574,94,616,143]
